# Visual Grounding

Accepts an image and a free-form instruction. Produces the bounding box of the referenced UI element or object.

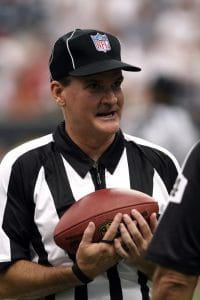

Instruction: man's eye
[88,83,101,90]
[112,81,122,90]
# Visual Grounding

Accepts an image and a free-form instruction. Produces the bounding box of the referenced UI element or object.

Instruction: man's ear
[50,80,66,107]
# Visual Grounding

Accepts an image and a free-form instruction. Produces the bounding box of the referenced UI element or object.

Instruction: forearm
[0,259,81,299]
[152,266,198,300]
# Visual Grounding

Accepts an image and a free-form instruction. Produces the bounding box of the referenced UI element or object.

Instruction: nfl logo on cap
[90,33,111,53]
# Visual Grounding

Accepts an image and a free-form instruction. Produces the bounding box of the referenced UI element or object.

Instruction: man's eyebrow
[79,74,124,85]
[83,78,99,83]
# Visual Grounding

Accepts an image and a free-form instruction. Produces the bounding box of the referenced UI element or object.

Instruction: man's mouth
[96,111,116,118]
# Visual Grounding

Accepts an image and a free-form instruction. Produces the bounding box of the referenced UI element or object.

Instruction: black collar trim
[53,122,125,178]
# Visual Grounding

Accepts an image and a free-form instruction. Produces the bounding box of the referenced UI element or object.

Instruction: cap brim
[68,59,141,76]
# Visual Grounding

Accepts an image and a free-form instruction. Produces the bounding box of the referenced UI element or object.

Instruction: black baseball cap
[49,28,141,80]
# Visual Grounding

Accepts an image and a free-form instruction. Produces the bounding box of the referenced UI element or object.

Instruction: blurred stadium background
[0,0,200,297]
[0,0,200,164]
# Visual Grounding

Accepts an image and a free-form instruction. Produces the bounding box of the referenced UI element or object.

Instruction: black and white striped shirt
[0,122,179,300]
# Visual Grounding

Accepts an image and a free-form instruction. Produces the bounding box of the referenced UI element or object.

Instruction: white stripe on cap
[49,43,55,80]
[66,30,76,70]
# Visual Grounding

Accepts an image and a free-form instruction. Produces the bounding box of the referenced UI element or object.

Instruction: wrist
[72,262,93,285]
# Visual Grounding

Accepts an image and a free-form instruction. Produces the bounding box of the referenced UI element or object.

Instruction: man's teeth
[98,112,114,116]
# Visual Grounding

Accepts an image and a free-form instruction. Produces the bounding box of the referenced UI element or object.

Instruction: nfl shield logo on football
[90,33,111,53]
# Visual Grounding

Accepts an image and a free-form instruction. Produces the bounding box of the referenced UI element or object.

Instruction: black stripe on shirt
[42,142,75,218]
[126,140,154,300]
[125,140,153,195]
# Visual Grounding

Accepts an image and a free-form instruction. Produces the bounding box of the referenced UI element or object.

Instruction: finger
[119,222,138,254]
[123,213,143,242]
[81,222,95,243]
[114,238,129,258]
[103,213,122,241]
[130,209,152,239]
[149,212,158,234]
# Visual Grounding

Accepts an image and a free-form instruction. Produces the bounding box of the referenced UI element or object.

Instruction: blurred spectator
[8,35,51,120]
[0,0,47,35]
[0,36,26,118]
[121,75,199,164]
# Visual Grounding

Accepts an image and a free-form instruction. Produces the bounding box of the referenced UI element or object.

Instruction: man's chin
[96,119,120,131]
[96,125,120,136]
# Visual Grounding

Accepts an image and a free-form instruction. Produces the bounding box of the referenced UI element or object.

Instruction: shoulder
[0,134,53,175]
[123,132,180,193]
[123,132,180,171]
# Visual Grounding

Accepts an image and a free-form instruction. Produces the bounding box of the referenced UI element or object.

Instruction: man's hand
[152,266,198,300]
[76,212,122,279]
[114,209,157,277]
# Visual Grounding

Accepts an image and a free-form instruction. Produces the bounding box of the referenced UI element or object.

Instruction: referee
[0,28,179,300]
[147,141,200,300]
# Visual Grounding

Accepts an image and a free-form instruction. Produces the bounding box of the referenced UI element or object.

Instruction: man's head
[50,29,141,150]
[49,28,141,80]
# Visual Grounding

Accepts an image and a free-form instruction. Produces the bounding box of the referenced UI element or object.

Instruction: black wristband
[72,262,93,284]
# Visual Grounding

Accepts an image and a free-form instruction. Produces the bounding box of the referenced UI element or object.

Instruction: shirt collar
[53,122,125,178]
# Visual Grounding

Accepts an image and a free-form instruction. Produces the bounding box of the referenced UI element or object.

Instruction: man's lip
[96,110,117,117]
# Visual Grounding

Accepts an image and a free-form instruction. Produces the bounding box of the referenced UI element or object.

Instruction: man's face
[61,69,124,140]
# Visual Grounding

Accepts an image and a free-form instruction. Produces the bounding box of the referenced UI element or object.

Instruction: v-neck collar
[53,122,125,178]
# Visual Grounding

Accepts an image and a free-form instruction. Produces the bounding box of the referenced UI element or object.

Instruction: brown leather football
[54,188,159,254]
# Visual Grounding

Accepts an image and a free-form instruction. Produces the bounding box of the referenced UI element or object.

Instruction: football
[54,188,159,254]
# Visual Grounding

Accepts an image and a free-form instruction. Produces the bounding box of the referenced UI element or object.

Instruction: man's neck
[80,137,115,161]
[65,127,116,161]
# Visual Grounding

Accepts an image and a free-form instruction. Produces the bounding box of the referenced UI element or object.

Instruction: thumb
[81,222,96,244]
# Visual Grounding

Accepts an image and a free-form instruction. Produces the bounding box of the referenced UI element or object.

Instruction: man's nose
[101,88,118,104]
